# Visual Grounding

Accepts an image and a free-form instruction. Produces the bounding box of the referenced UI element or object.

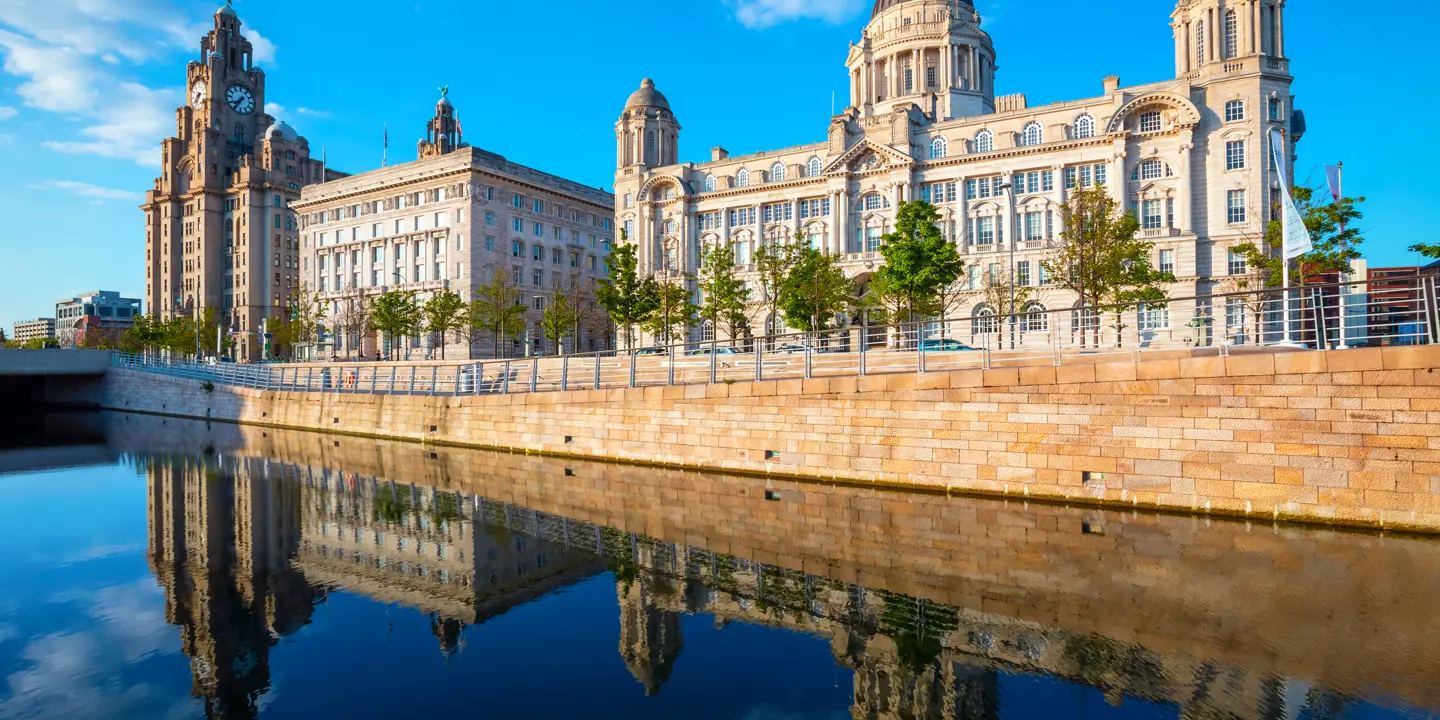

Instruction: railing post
[503,360,512,394]
[804,344,813,379]
[858,333,867,377]
[1423,275,1439,346]
[409,367,417,394]
[594,356,602,390]
[627,353,636,389]
[1310,287,1326,349]
[709,348,717,384]
[916,325,925,374]
[754,341,763,382]
[389,366,396,394]
[667,349,676,386]
[561,355,569,392]
[430,366,437,395]
[371,367,378,393]
[306,368,313,391]
[530,356,539,393]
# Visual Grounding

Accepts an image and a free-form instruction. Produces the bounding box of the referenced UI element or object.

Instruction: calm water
[1,413,1439,719]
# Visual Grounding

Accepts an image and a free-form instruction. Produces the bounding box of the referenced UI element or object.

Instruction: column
[969,46,979,91]
[1248,0,1259,55]
[1275,0,1284,57]
[836,189,850,254]
[1110,144,1127,211]
[1173,22,1184,75]
[1178,141,1194,234]
[1001,172,1015,250]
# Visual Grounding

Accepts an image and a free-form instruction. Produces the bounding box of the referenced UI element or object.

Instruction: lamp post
[998,180,1018,350]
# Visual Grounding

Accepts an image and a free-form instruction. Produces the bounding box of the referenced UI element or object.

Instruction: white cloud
[0,106,15,120]
[297,107,329,118]
[266,102,286,116]
[31,180,141,201]
[247,27,277,65]
[730,0,866,29]
[58,543,143,566]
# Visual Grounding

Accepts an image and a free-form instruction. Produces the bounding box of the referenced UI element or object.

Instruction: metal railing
[113,277,1437,398]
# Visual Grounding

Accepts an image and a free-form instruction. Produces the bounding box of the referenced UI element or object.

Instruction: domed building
[615,0,1301,347]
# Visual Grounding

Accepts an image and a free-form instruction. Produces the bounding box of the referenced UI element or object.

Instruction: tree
[872,201,965,344]
[695,242,751,345]
[332,294,371,360]
[778,246,853,337]
[642,279,696,348]
[369,290,421,361]
[753,234,801,341]
[596,235,659,350]
[563,273,608,353]
[540,293,578,354]
[422,289,468,360]
[288,284,324,360]
[976,264,1034,346]
[1042,186,1173,348]
[1233,186,1366,286]
[470,267,528,359]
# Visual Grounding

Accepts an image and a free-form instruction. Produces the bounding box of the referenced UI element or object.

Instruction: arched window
[807,157,822,177]
[974,306,997,336]
[700,321,715,342]
[1196,19,1206,63]
[1137,159,1163,181]
[861,193,883,211]
[703,174,716,192]
[663,219,676,235]
[1224,10,1238,59]
[737,168,750,187]
[1023,303,1049,333]
[974,130,994,153]
[1139,111,1162,133]
[663,186,676,200]
[930,137,948,160]
[770,162,785,182]
[1021,122,1042,147]
[1074,114,1096,139]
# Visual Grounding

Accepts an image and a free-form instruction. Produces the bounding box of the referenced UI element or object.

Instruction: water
[1,413,1438,719]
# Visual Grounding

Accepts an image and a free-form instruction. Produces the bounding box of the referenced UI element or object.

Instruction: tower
[142,1,334,362]
[418,88,466,159]
[847,0,996,121]
[615,79,680,172]
[1171,0,1289,81]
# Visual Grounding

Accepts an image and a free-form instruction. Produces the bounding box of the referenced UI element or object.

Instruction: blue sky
[0,0,1435,332]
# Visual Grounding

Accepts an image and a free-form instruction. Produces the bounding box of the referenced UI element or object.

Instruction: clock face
[190,81,207,109]
[225,84,255,115]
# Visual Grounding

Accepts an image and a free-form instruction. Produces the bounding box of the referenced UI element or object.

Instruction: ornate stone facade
[142,4,343,362]
[294,97,615,359]
[616,0,1300,343]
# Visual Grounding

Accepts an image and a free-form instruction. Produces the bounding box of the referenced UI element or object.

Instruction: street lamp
[998,180,1018,350]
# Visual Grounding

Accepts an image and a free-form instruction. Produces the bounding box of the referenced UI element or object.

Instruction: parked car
[687,346,740,356]
[919,338,977,352]
[632,348,667,356]
[774,343,816,354]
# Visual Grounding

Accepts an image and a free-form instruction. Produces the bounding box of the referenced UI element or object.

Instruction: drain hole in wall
[764,450,779,460]
[764,490,782,501]
[565,468,575,477]
[430,426,437,433]
[1082,521,1105,536]
[430,452,438,460]
[564,436,573,444]
[333,418,339,424]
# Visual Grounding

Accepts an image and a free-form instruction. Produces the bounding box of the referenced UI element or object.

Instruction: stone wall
[101,344,1440,532]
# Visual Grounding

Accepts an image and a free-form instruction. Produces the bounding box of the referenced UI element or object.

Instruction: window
[1225,140,1246,170]
[974,130,994,153]
[533,199,544,213]
[1074,114,1096,139]
[807,157,822,177]
[864,227,882,252]
[512,218,523,233]
[1227,190,1247,224]
[1138,303,1169,331]
[1224,11,1238,59]
[532,244,542,261]
[926,65,937,89]
[1024,303,1048,333]
[485,235,495,252]
[798,197,831,218]
[861,193,883,211]
[761,202,792,223]
[1158,249,1174,274]
[1226,298,1245,332]
[974,216,995,244]
[512,194,522,208]
[1139,111,1162,133]
[624,193,634,207]
[930,137,947,159]
[1042,170,1054,192]
[703,174,715,192]
[1268,97,1283,121]
[770,162,785,182]
[1225,100,1245,122]
[1196,19,1206,62]
[1025,212,1042,241]
[1228,249,1247,276]
[728,207,756,227]
[663,219,677,235]
[485,211,495,226]
[1139,159,1163,181]
[1017,261,1031,287]
[737,168,750,187]
[512,240,523,258]
[1021,122,1042,147]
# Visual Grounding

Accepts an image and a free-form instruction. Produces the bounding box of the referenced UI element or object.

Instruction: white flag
[1269,128,1313,259]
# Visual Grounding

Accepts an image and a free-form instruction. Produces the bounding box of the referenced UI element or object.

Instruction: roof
[871,0,971,18]
[625,79,669,110]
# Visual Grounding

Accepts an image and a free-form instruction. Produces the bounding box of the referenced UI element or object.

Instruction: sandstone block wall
[101,344,1440,532]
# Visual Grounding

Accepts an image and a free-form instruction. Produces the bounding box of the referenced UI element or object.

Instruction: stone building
[295,96,615,359]
[141,3,344,362]
[616,0,1301,345]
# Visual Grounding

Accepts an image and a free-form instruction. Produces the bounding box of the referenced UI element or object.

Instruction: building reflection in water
[142,451,1407,719]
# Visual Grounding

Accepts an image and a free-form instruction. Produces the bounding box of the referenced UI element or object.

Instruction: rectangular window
[533,199,544,213]
[1268,97,1283,121]
[512,241,522,258]
[1094,164,1107,186]
[1138,304,1169,331]
[925,66,936,89]
[1166,198,1175,228]
[1228,249,1247,276]
[865,228,882,252]
[1042,170,1054,192]
[1159,249,1174,274]
[485,235,495,252]
[1225,141,1246,170]
[1017,261,1031,287]
[1225,100,1245,122]
[1079,166,1092,187]
[1142,199,1163,229]
[1227,190,1247,224]
[532,245,543,261]
[485,211,495,226]
[1226,297,1245,330]
[1025,212,1042,241]
[977,217,995,244]
[1063,168,1077,190]
[965,179,978,200]
[512,194,523,208]
[513,218,523,232]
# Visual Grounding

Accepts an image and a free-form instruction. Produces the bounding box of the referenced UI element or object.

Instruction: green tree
[1233,186,1366,286]
[753,235,801,341]
[695,242,751,345]
[872,201,965,343]
[976,264,1034,346]
[287,284,324,360]
[1041,186,1174,348]
[596,235,659,350]
[422,289,468,360]
[369,290,420,361]
[540,293,578,354]
[778,246,853,337]
[642,279,696,348]
[470,267,528,359]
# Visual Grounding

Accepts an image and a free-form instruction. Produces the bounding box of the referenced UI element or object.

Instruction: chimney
[1103,75,1121,94]
[711,147,729,161]
[995,93,1027,113]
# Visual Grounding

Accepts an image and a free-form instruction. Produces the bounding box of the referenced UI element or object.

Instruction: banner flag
[1269,128,1313,259]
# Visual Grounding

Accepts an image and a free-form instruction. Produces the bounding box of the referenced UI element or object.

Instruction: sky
[0,0,1436,333]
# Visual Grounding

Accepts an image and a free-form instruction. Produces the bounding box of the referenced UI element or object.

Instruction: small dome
[625,78,669,110]
[265,121,298,143]
[216,2,237,17]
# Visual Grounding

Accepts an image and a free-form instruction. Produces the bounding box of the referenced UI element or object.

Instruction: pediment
[823,138,913,175]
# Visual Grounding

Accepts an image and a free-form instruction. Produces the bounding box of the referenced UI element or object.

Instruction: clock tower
[142,2,341,362]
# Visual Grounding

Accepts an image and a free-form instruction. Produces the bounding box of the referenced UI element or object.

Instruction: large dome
[265,120,298,143]
[871,0,971,18]
[624,79,669,110]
